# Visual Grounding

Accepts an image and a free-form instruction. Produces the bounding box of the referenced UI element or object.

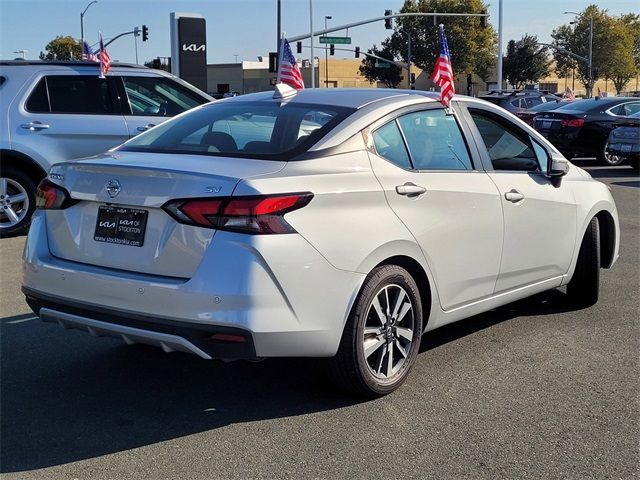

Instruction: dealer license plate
[94,206,148,247]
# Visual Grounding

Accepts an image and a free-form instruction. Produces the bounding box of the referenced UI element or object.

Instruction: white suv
[0,61,213,236]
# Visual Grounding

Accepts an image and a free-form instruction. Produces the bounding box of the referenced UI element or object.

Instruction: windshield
[529,100,564,112]
[119,101,354,160]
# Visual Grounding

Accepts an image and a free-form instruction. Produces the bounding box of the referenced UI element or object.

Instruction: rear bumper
[24,288,256,360]
[22,212,365,358]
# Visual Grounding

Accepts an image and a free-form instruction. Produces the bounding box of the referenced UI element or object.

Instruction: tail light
[163,193,313,234]
[560,118,585,128]
[35,179,78,209]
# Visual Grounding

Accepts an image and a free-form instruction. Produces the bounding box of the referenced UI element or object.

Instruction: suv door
[114,74,208,137]
[10,72,129,168]
[461,105,577,293]
[366,104,503,311]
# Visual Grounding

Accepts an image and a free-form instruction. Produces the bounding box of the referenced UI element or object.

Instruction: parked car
[479,90,561,114]
[605,110,640,171]
[514,99,574,126]
[533,97,640,165]
[0,60,213,237]
[22,87,619,397]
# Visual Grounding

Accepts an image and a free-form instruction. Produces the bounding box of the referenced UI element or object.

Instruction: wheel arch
[0,149,47,183]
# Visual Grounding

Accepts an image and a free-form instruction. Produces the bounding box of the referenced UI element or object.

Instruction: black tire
[566,217,600,308]
[0,166,37,238]
[329,265,423,398]
[598,143,624,166]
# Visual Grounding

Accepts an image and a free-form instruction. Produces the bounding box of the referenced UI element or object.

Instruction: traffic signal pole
[288,12,488,43]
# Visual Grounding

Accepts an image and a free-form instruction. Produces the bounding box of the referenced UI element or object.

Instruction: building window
[539,82,558,93]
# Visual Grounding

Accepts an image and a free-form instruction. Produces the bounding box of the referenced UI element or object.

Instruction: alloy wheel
[0,177,30,229]
[362,284,415,379]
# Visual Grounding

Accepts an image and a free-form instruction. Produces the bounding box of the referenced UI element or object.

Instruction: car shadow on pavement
[1,289,572,473]
[571,159,638,178]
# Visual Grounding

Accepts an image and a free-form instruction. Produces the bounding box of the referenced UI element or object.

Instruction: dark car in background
[606,110,640,171]
[533,97,640,165]
[515,99,574,126]
[479,90,561,114]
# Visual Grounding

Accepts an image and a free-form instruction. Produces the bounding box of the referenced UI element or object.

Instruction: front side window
[46,76,114,114]
[123,76,204,117]
[119,101,353,160]
[397,110,473,170]
[470,110,540,172]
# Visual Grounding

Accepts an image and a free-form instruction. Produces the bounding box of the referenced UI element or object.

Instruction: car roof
[216,88,444,110]
[0,60,145,69]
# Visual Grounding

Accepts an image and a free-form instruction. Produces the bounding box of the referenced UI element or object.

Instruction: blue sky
[0,0,638,64]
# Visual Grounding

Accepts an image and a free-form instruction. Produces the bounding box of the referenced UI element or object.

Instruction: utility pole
[277,0,281,67]
[496,0,503,90]
[309,0,315,87]
[407,31,412,90]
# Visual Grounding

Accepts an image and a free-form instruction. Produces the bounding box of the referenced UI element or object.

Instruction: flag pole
[276,33,285,84]
[98,31,105,79]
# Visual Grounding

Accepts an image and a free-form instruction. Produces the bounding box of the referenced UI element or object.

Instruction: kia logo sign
[182,43,205,52]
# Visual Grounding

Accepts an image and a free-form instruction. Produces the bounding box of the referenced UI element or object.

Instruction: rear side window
[25,78,50,112]
[119,101,354,160]
[46,76,114,114]
[372,121,412,169]
[122,76,204,117]
[397,110,473,170]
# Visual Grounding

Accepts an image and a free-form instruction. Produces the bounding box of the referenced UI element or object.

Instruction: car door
[461,104,577,293]
[366,104,503,311]
[114,73,208,137]
[10,72,129,168]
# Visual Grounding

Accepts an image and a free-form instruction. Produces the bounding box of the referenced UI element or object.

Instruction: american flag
[430,24,455,106]
[277,39,304,90]
[97,33,111,77]
[82,41,98,62]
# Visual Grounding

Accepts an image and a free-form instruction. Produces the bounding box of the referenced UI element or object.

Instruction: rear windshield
[119,101,355,160]
[554,98,618,114]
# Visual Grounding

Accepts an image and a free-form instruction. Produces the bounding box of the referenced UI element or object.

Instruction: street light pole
[324,16,331,88]
[407,31,412,89]
[497,0,503,90]
[80,1,98,59]
[309,0,315,88]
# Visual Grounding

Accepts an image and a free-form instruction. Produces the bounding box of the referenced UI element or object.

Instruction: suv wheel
[0,166,36,237]
[329,265,423,397]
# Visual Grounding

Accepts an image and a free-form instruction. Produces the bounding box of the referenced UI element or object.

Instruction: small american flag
[82,41,98,62]
[277,39,304,90]
[430,24,455,106]
[97,32,111,77]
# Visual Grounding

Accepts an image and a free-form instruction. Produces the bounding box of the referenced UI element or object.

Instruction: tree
[550,24,577,80]
[384,0,496,84]
[602,20,636,93]
[551,5,637,94]
[41,36,82,60]
[619,13,640,71]
[503,34,550,89]
[359,41,403,88]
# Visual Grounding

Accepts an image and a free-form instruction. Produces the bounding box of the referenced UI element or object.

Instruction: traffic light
[384,9,393,29]
[355,46,360,58]
[296,41,302,54]
[480,11,487,28]
[330,44,335,55]
[142,25,149,42]
[268,52,279,72]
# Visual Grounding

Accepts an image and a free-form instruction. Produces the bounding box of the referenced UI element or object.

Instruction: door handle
[504,189,525,202]
[136,124,155,132]
[21,121,50,131]
[395,183,427,197]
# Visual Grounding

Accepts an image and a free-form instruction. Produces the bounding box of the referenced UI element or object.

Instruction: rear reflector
[35,179,78,210]
[163,192,313,234]
[210,333,247,343]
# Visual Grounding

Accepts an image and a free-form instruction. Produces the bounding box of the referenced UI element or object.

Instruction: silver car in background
[0,60,212,236]
[22,88,619,396]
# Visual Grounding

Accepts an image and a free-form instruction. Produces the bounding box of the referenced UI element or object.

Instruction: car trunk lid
[45,151,285,278]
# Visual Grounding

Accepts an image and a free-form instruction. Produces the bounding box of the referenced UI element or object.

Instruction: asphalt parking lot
[1,161,638,480]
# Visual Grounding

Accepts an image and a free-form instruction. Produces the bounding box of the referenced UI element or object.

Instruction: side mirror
[547,156,570,177]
